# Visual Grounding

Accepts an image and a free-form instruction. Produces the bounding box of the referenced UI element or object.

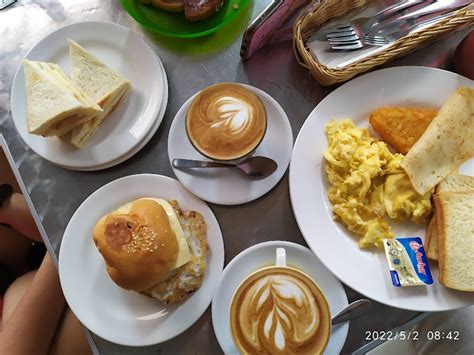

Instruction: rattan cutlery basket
[293,0,473,85]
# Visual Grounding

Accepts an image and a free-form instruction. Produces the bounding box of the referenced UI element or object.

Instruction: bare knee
[49,309,92,355]
[2,270,37,326]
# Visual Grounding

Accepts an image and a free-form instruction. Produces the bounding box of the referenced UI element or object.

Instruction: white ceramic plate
[290,66,474,312]
[212,241,349,355]
[168,83,293,205]
[59,174,224,346]
[57,59,168,171]
[11,21,166,170]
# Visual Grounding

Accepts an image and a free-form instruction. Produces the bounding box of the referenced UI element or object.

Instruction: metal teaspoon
[172,156,278,179]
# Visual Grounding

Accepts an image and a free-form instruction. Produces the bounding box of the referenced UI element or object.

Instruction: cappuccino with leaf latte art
[230,266,331,354]
[186,83,267,161]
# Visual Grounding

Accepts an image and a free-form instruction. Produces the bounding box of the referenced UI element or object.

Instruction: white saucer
[211,241,349,355]
[11,21,166,170]
[59,174,224,346]
[57,59,168,171]
[168,84,293,205]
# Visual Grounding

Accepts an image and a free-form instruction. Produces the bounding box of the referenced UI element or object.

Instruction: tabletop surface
[0,0,470,354]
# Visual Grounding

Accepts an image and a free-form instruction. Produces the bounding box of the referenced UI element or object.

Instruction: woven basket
[294,0,474,86]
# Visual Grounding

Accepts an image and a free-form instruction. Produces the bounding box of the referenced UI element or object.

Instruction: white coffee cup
[229,247,331,354]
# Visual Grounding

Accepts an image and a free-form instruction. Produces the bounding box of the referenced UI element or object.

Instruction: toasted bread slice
[437,174,474,194]
[425,214,439,260]
[369,107,437,154]
[435,191,474,291]
[427,175,474,261]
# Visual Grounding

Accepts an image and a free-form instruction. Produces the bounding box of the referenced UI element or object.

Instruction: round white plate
[290,66,474,312]
[59,174,224,346]
[57,59,168,171]
[212,241,349,355]
[11,21,166,170]
[168,83,293,205]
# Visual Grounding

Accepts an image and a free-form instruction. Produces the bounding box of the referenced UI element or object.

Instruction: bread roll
[93,199,180,291]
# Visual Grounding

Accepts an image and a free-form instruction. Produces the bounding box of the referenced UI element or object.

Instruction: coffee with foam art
[186,83,267,161]
[230,249,331,354]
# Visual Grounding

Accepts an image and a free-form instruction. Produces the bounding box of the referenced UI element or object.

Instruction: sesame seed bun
[92,199,180,291]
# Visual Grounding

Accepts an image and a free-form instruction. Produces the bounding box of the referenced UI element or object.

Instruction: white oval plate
[11,21,165,170]
[59,174,224,346]
[290,66,474,312]
[168,83,293,205]
[212,241,349,354]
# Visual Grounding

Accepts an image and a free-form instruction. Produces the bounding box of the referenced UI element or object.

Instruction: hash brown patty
[369,107,437,154]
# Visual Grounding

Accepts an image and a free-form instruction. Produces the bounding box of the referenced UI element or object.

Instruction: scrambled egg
[324,119,432,249]
[384,172,432,222]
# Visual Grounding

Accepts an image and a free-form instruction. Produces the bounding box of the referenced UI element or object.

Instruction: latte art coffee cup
[186,83,267,161]
[230,248,331,354]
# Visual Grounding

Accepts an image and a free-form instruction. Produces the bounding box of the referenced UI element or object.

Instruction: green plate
[120,0,250,38]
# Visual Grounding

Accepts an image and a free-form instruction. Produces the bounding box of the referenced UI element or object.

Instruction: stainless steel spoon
[172,156,278,179]
[332,299,372,325]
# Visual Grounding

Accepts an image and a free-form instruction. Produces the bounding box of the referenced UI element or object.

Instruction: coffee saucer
[211,241,349,354]
[168,83,293,205]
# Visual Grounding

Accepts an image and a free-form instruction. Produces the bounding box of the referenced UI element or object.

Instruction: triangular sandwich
[23,59,102,137]
[68,39,131,148]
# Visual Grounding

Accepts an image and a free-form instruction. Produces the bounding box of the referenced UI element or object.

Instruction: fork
[333,10,456,50]
[325,0,426,44]
[331,0,471,50]
[364,11,459,46]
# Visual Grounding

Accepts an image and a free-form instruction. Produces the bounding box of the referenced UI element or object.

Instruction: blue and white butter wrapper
[383,237,433,287]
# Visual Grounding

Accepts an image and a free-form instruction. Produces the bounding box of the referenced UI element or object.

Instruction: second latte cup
[185,82,267,163]
[229,248,331,354]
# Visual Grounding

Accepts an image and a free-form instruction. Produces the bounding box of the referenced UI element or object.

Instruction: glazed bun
[93,199,180,291]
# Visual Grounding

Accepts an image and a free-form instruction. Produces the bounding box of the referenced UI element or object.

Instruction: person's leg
[0,254,65,355]
[1,270,36,327]
[0,192,42,242]
[2,267,91,355]
[49,309,93,355]
[0,188,90,353]
[0,224,32,277]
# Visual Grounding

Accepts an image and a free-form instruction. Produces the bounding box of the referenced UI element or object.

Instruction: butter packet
[383,237,433,287]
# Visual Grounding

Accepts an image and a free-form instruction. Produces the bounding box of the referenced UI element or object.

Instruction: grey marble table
[0,1,471,354]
